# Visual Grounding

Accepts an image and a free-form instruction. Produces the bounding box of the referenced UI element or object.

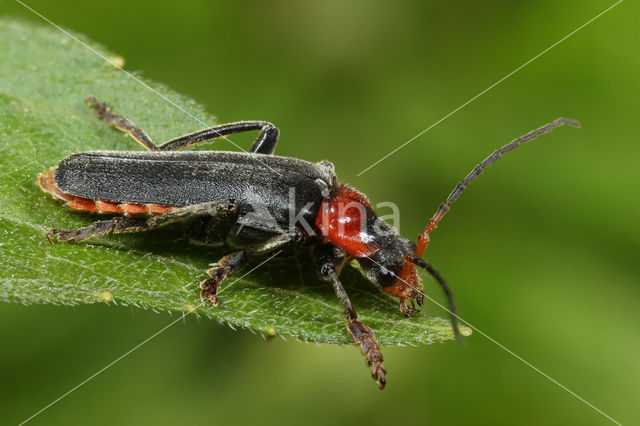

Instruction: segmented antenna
[416,117,580,257]
[411,256,462,342]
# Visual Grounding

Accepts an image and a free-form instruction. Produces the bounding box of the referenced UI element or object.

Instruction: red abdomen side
[314,184,379,258]
[38,167,177,215]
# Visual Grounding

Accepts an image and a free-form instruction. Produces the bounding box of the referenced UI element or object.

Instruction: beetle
[39,97,579,389]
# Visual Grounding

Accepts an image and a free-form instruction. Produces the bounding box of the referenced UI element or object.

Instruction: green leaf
[0,19,469,345]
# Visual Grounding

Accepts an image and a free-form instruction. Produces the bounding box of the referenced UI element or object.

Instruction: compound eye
[377,264,399,287]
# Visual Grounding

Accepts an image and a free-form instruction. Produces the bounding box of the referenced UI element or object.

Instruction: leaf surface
[0,19,467,345]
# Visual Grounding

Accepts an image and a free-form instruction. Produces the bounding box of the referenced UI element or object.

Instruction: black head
[355,212,462,341]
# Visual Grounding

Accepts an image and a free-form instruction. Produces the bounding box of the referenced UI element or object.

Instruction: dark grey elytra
[55,151,335,239]
[41,97,580,390]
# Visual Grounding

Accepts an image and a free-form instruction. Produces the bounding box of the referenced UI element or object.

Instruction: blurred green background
[1,0,638,424]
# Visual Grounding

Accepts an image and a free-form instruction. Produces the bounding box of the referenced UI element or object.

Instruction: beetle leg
[47,217,148,243]
[85,96,279,154]
[47,201,240,244]
[86,97,157,151]
[148,200,239,229]
[201,251,247,306]
[201,228,306,305]
[158,121,280,154]
[315,244,387,390]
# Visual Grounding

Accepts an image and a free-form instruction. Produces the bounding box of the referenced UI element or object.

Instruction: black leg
[200,228,305,305]
[148,200,239,228]
[86,97,157,150]
[86,97,279,154]
[315,244,387,389]
[159,121,280,154]
[47,200,238,244]
[47,217,149,243]
[200,251,248,306]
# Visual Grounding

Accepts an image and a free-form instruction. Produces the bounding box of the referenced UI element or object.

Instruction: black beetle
[39,97,579,389]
